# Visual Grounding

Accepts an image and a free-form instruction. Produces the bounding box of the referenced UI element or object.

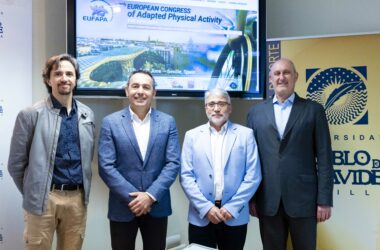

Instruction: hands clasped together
[128,192,154,217]
[207,206,233,224]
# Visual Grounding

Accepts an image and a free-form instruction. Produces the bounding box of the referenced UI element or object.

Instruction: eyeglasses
[205,102,230,109]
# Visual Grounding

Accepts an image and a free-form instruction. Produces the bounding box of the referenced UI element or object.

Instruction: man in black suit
[247,58,334,250]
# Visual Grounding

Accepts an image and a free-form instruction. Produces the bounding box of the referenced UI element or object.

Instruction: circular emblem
[306,67,367,125]
[229,82,238,89]
[90,0,113,22]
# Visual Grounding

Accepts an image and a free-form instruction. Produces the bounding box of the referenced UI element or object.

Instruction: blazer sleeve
[180,130,215,219]
[8,109,36,194]
[223,129,262,218]
[98,116,139,203]
[145,117,181,201]
[314,104,334,206]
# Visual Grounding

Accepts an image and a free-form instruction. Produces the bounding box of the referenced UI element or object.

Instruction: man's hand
[128,192,154,217]
[249,201,258,217]
[220,207,233,221]
[206,206,224,224]
[317,205,332,223]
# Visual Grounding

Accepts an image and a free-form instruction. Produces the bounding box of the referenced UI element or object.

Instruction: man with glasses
[180,88,262,250]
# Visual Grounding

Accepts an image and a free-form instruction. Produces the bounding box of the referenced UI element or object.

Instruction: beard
[57,83,75,95]
[207,113,228,128]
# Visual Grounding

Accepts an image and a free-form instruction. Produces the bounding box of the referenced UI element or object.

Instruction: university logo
[83,0,113,22]
[306,67,368,125]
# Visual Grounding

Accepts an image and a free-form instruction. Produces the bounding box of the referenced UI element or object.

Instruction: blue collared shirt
[273,93,295,139]
[51,95,83,185]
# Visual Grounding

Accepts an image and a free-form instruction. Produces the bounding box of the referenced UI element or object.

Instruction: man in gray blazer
[247,58,334,250]
[98,70,180,250]
[8,54,95,250]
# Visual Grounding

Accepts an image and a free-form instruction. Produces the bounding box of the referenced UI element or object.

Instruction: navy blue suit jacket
[98,108,180,221]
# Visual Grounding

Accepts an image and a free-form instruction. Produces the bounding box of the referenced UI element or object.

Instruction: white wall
[266,0,380,39]
[31,0,380,249]
[32,0,66,102]
[0,1,32,249]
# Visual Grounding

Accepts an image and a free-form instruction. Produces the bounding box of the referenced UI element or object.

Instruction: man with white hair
[181,88,262,250]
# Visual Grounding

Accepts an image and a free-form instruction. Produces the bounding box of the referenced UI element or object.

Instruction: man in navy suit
[98,70,180,250]
[181,88,262,250]
[247,58,334,250]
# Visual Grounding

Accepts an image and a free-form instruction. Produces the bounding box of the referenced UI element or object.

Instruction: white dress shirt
[129,107,156,201]
[273,93,295,139]
[130,107,151,160]
[209,122,228,201]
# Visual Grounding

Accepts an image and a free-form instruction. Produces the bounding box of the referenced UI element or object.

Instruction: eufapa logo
[83,0,113,22]
[306,67,368,125]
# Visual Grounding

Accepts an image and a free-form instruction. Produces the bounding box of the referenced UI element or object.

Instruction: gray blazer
[247,93,333,217]
[8,96,95,215]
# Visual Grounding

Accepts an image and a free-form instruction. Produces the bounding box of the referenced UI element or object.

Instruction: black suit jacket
[247,93,333,218]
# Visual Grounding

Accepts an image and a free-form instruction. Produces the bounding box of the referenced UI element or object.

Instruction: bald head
[270,58,297,76]
[269,58,299,102]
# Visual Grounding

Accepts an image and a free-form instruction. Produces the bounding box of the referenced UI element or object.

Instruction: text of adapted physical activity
[127,3,223,25]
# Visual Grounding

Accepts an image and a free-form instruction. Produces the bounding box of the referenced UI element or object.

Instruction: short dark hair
[42,54,80,93]
[125,69,156,90]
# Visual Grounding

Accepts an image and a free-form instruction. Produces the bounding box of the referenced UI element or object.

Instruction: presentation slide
[75,0,259,93]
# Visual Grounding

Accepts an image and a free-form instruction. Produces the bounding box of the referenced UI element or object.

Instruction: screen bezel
[67,0,266,98]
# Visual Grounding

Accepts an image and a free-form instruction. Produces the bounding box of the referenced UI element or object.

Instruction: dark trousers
[189,222,247,250]
[110,215,168,250]
[259,202,316,250]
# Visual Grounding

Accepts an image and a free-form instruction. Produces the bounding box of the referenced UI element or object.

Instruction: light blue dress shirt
[273,93,295,139]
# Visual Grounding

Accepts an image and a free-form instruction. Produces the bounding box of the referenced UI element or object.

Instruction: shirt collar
[208,121,229,134]
[50,94,77,114]
[273,93,295,105]
[129,106,151,123]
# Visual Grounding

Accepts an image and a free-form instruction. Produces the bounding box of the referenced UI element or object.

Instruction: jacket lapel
[199,124,213,169]
[264,98,278,135]
[282,94,304,140]
[222,122,237,169]
[121,108,143,162]
[143,109,158,167]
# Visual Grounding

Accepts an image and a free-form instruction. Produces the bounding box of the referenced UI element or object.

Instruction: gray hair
[204,88,231,104]
[269,58,297,76]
